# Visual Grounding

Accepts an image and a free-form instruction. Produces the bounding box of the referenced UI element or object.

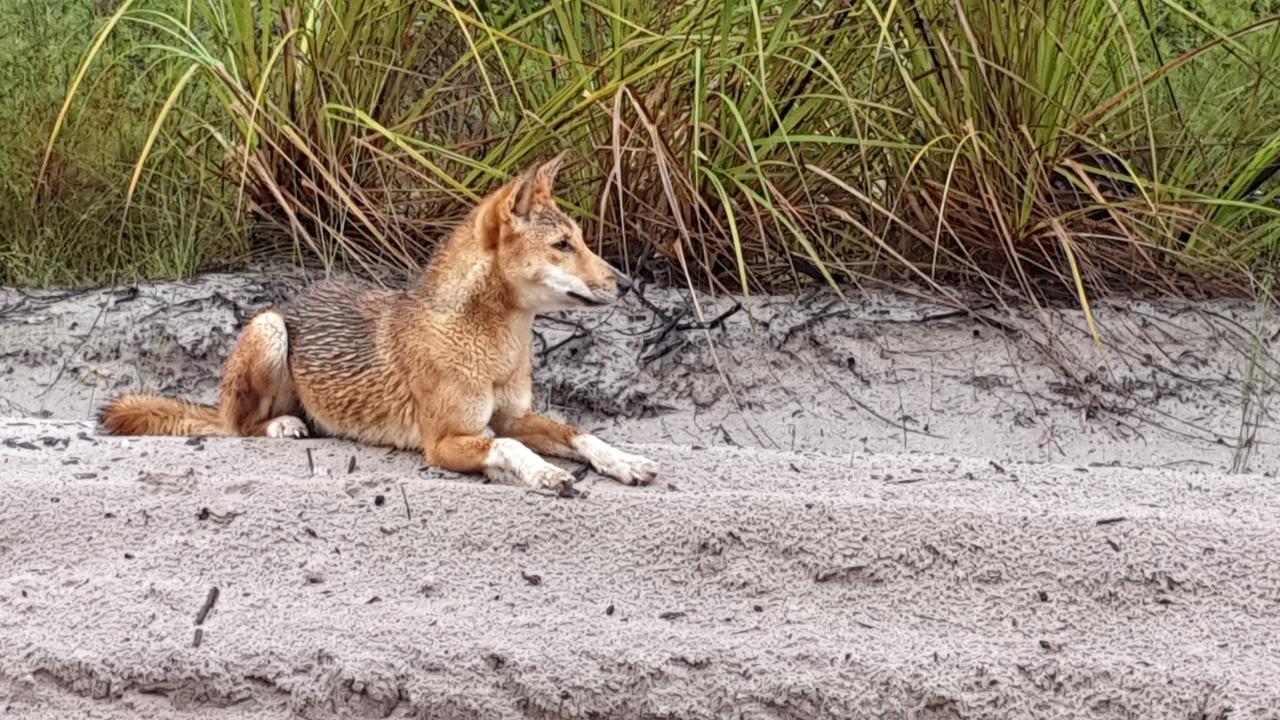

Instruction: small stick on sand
[399,484,411,521]
[195,586,220,626]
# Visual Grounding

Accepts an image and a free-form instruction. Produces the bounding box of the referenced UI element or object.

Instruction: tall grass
[1233,268,1277,473]
[0,0,244,286]
[22,0,1280,302]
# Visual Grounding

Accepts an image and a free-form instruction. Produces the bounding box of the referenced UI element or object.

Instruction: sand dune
[2,272,1277,718]
[2,420,1277,719]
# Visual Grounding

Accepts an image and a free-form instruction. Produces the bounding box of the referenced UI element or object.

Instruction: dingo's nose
[610,265,633,292]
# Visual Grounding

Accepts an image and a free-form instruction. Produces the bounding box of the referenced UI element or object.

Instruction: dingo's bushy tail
[98,394,225,436]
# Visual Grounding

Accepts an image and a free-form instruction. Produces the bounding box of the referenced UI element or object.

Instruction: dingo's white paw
[266,416,309,439]
[573,435,658,486]
[529,464,576,492]
[486,438,574,492]
[600,451,658,486]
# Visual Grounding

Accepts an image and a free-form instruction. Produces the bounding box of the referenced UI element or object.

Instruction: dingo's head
[475,154,626,312]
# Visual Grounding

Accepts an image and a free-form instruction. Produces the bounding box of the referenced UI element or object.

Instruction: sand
[1,268,1278,718]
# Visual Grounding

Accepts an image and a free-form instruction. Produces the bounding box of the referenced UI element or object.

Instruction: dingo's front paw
[266,415,309,438]
[573,435,658,486]
[600,450,658,486]
[529,464,576,493]
[486,438,574,493]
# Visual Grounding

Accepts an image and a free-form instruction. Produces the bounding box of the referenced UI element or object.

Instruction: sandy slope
[2,419,1278,719]
[1,270,1278,718]
[3,270,1277,474]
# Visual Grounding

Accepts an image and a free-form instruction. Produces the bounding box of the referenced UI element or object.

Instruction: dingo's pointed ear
[474,155,567,247]
[531,151,567,201]
[476,169,536,248]
[509,166,539,219]
[475,175,514,248]
[507,153,564,218]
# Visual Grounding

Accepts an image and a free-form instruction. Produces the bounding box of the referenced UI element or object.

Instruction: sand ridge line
[2,420,1278,719]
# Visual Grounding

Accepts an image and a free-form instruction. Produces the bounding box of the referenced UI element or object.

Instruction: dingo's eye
[553,239,573,253]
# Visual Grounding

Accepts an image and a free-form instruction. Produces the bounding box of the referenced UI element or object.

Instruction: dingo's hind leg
[220,310,308,438]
